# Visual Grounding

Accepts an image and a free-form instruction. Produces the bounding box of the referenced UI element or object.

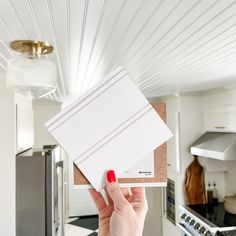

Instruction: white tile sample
[45,66,173,191]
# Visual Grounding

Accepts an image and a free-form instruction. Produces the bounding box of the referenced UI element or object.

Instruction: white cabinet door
[204,106,236,132]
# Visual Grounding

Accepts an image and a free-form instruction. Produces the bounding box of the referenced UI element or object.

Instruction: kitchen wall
[15,93,34,153]
[225,161,236,195]
[0,73,16,236]
[33,99,61,148]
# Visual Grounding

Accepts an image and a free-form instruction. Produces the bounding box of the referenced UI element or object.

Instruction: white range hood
[190,132,236,161]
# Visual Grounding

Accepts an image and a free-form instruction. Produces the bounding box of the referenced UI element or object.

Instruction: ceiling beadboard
[0,0,236,101]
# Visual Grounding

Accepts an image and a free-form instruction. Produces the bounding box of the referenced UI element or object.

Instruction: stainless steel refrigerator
[16,145,64,236]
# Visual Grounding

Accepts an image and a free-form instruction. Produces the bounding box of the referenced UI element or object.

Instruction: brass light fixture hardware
[10,40,54,55]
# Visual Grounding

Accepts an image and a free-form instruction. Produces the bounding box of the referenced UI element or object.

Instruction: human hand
[89,170,148,236]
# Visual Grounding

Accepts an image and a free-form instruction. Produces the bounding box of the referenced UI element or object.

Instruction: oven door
[177,223,200,236]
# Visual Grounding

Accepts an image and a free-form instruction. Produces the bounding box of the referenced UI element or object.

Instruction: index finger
[131,187,146,198]
[89,188,107,211]
[121,187,131,198]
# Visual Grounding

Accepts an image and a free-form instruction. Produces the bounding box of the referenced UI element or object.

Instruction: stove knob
[181,213,186,219]
[199,226,205,234]
[204,231,212,236]
[185,216,191,222]
[194,223,200,230]
[190,219,195,226]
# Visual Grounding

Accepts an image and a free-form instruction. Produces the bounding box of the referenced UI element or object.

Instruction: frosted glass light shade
[7,53,56,99]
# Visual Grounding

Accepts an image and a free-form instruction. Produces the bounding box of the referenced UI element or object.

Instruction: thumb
[106,170,128,209]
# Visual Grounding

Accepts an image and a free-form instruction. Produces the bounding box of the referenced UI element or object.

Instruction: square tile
[69,215,98,231]
[87,232,98,236]
[66,217,79,223]
[65,224,94,236]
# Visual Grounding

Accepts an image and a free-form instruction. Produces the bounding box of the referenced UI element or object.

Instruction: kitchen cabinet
[15,94,34,153]
[204,105,236,132]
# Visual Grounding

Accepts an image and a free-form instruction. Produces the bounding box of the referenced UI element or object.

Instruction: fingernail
[107,170,116,183]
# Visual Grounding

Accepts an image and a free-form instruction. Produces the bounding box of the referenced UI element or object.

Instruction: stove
[178,203,236,236]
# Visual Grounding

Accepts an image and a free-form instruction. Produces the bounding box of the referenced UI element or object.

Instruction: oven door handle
[177,223,195,236]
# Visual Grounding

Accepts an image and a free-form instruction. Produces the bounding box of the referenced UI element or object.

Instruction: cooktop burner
[188,203,236,228]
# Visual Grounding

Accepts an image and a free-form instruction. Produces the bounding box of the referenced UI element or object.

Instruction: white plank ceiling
[0,0,236,101]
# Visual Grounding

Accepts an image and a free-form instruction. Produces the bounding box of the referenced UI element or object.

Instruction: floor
[65,215,98,236]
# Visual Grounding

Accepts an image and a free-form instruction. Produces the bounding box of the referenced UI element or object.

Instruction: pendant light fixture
[7,40,57,99]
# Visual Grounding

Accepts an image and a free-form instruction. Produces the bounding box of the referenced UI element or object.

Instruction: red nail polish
[107,170,116,183]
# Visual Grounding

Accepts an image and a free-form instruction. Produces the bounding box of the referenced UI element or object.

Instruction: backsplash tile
[225,161,236,196]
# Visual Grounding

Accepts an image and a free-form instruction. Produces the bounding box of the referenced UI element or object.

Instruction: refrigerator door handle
[162,187,167,216]
[57,161,64,236]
